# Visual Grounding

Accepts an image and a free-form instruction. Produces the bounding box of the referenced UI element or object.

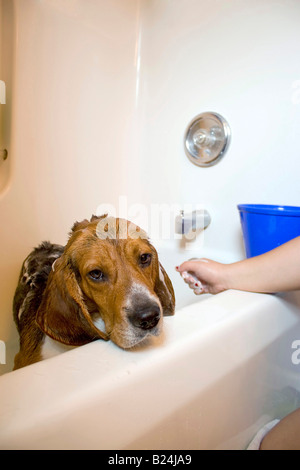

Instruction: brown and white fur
[13,215,175,369]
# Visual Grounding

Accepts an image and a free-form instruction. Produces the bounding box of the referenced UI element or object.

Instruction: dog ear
[71,214,109,234]
[154,262,175,316]
[71,219,90,233]
[36,257,108,346]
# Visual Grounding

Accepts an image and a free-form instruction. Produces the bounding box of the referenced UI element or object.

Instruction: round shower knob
[184,112,231,167]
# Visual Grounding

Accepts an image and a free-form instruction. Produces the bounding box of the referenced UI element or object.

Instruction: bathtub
[2,0,300,451]
[0,273,300,450]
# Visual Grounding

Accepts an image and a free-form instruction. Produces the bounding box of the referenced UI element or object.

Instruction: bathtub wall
[136,0,300,256]
[0,0,140,373]
[1,0,300,373]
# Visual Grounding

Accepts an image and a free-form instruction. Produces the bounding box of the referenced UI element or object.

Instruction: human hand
[175,258,228,295]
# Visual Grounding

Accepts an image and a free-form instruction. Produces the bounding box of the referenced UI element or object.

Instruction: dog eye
[88,269,105,281]
[140,253,152,266]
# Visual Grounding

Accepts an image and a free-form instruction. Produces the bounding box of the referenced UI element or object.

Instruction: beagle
[13,215,175,369]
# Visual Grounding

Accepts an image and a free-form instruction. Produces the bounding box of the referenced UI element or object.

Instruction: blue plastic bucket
[237,204,300,258]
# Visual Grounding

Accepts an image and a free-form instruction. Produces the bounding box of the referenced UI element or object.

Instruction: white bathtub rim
[0,289,299,450]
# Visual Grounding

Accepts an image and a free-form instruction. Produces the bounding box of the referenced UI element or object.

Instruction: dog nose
[129,304,161,330]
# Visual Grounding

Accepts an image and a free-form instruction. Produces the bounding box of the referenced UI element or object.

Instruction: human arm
[176,236,300,295]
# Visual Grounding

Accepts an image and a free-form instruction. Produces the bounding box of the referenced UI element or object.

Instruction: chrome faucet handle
[184,112,231,167]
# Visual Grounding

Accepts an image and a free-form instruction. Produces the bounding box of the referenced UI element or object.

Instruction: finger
[193,287,203,295]
[181,270,199,286]
[176,259,209,274]
[175,261,198,273]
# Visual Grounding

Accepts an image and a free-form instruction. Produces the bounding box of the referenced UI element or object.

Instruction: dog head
[36,215,175,349]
